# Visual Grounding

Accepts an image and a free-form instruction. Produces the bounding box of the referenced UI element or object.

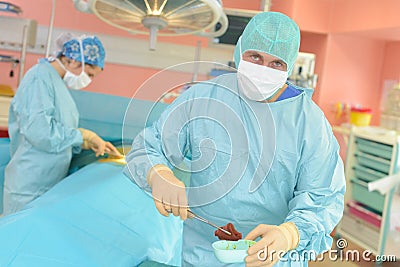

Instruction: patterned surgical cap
[60,35,105,69]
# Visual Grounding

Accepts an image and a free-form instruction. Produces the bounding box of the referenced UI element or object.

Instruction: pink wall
[318,34,385,125]
[299,31,328,103]
[222,0,261,10]
[86,64,158,99]
[292,0,332,34]
[273,0,400,35]
[381,42,400,81]
[270,0,332,33]
[329,0,400,33]
[269,0,295,17]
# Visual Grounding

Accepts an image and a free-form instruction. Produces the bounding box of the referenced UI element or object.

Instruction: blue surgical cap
[233,12,300,75]
[60,35,105,69]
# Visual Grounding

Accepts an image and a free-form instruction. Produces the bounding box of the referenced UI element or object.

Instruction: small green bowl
[212,239,256,263]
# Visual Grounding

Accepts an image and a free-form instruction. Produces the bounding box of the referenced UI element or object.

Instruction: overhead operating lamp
[73,0,228,50]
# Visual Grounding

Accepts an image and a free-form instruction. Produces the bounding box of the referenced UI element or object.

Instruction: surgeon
[3,33,122,215]
[124,12,345,267]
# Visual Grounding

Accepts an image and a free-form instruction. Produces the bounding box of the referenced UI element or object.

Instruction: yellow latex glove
[245,222,300,267]
[78,128,122,158]
[147,164,188,220]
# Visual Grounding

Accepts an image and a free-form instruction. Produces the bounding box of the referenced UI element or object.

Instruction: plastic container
[355,138,393,160]
[353,164,387,182]
[350,107,372,126]
[212,240,256,263]
[355,151,391,174]
[348,200,382,228]
[351,178,385,213]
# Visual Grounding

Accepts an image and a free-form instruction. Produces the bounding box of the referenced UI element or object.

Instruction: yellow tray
[0,84,14,97]
[97,156,126,165]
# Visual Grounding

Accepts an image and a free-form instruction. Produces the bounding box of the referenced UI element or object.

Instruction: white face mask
[63,69,91,90]
[57,38,92,90]
[237,37,288,101]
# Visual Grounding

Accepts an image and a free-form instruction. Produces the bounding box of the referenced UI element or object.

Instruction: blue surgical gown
[124,73,346,267]
[3,59,83,215]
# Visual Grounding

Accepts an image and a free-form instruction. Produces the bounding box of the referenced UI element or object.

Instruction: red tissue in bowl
[214,223,242,241]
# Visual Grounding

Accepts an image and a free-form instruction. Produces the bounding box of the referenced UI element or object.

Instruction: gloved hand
[244,222,300,267]
[147,164,188,220]
[78,128,122,158]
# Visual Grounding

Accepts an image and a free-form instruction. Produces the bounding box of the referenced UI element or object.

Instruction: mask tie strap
[54,57,67,71]
[78,38,85,74]
[238,36,243,58]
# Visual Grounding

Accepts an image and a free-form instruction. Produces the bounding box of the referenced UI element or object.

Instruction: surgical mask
[57,38,92,90]
[237,37,288,101]
[63,69,91,90]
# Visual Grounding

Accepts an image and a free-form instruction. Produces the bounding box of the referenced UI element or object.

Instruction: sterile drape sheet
[0,161,183,267]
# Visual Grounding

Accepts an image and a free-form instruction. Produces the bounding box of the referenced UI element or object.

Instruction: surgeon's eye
[249,54,262,64]
[243,51,263,65]
[269,60,287,71]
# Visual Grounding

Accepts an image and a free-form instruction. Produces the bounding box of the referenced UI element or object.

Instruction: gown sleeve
[285,119,346,258]
[11,71,83,154]
[123,90,193,191]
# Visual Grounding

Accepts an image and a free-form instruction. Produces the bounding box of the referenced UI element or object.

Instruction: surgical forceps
[168,209,232,236]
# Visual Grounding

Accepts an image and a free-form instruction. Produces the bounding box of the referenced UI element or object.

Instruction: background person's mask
[63,69,91,90]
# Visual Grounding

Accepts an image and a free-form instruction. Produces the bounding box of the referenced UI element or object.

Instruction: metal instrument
[167,209,231,236]
[188,210,232,236]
